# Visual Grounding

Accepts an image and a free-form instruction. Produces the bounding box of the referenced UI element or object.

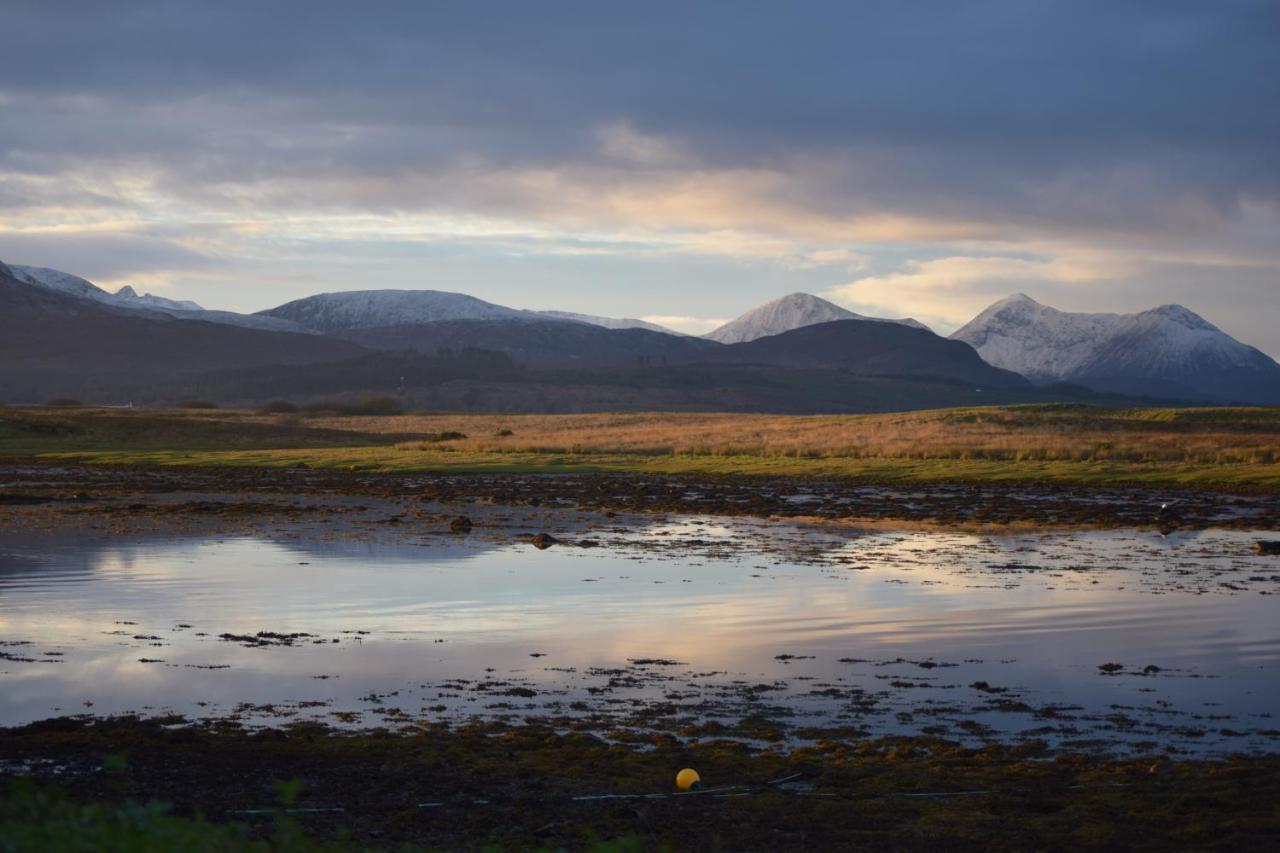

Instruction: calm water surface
[2,519,1277,755]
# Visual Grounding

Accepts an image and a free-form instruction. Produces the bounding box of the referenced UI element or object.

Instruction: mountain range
[2,257,1276,409]
[9,264,314,334]
[952,294,1280,405]
[0,261,361,402]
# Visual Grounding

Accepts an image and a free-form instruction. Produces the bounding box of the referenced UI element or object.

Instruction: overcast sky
[1,1,1277,352]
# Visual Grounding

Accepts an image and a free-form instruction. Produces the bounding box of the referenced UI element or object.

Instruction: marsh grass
[298,405,1280,466]
[4,403,1279,489]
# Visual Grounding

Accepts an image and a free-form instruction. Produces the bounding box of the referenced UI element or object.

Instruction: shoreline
[4,458,1279,848]
[5,461,1280,533]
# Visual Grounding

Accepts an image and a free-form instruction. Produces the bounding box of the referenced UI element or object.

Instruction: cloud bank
[0,1,1276,352]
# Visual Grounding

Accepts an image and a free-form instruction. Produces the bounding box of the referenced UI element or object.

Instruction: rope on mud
[569,785,753,802]
[229,807,349,815]
[226,773,1020,815]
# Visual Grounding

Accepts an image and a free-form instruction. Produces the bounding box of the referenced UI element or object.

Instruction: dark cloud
[1,2,1275,216]
[0,1,1275,352]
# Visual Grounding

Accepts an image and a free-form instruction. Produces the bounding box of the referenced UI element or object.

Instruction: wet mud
[4,461,1280,533]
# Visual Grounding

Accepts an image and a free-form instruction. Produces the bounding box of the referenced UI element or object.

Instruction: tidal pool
[2,519,1277,755]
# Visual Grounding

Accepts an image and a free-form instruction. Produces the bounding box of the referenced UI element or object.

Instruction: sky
[1,0,1277,353]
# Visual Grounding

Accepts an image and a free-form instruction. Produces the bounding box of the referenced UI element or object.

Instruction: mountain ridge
[0,264,366,401]
[710,319,1028,388]
[952,294,1280,404]
[10,264,314,334]
[705,292,928,344]
[534,310,679,335]
[6,256,1278,407]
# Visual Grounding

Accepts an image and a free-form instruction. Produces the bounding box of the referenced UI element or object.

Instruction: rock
[1253,540,1280,556]
[530,533,558,549]
[449,516,473,533]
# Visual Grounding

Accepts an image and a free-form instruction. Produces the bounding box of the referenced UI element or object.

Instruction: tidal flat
[2,462,1279,849]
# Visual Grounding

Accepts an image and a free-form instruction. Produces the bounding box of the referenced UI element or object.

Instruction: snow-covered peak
[1084,305,1255,374]
[10,264,112,302]
[997,292,1038,306]
[704,292,927,344]
[952,296,1122,381]
[11,264,206,312]
[979,292,1043,315]
[113,286,205,312]
[260,289,530,334]
[533,310,680,335]
[953,294,1279,398]
[1142,304,1218,332]
[3,260,319,334]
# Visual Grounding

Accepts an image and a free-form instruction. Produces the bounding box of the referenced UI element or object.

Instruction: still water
[2,519,1277,755]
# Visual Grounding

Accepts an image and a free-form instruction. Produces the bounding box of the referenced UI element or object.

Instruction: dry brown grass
[234,405,1280,465]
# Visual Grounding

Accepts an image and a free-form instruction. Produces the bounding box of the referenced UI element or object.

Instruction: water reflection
[1,522,1278,755]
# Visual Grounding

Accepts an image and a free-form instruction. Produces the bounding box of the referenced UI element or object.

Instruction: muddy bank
[2,717,1278,851]
[4,462,1280,531]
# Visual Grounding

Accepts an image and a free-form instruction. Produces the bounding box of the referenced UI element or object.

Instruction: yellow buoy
[675,768,701,791]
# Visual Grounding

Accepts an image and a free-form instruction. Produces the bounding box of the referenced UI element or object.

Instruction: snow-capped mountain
[260,289,531,333]
[952,294,1280,404]
[8,263,313,334]
[9,265,112,303]
[263,290,688,337]
[534,310,679,335]
[705,292,928,344]
[112,284,203,312]
[951,294,1112,382]
[0,262,364,402]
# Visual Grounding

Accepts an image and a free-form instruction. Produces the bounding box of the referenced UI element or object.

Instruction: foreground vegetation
[3,403,1280,490]
[0,778,642,852]
[2,718,1278,851]
[0,777,330,853]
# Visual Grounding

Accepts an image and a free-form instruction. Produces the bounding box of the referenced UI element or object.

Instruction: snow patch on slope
[534,310,681,335]
[10,265,112,303]
[114,285,203,312]
[8,263,316,334]
[261,289,531,333]
[950,294,1118,381]
[705,292,928,344]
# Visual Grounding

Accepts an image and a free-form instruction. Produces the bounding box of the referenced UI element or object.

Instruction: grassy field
[3,403,1280,489]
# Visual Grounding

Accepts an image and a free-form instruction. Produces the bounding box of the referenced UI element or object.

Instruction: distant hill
[953,294,1280,404]
[0,264,365,402]
[278,303,1024,387]
[533,310,679,334]
[9,263,314,334]
[334,318,720,369]
[705,292,927,344]
[150,315,1038,409]
[263,290,683,338]
[260,289,531,333]
[264,289,1011,387]
[159,359,1133,413]
[714,319,1028,388]
[8,256,1260,412]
